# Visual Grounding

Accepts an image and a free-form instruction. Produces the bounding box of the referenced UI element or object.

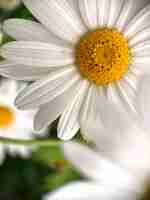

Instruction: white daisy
[43,126,150,200]
[0,78,36,163]
[0,0,150,140]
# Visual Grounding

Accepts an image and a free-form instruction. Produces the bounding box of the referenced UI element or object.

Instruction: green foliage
[33,146,82,192]
[0,146,82,200]
[0,4,34,21]
[0,154,52,200]
[9,4,34,20]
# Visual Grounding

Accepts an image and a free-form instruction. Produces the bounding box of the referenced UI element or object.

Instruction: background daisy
[0,78,37,163]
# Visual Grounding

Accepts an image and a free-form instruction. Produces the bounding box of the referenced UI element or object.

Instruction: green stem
[0,137,62,147]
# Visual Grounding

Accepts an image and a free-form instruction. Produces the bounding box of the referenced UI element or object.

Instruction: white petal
[115,0,134,31]
[116,79,137,114]
[124,4,150,39]
[115,0,149,32]
[0,78,18,97]
[22,0,86,44]
[63,142,136,189]
[112,126,150,179]
[78,0,97,29]
[3,19,53,42]
[132,41,150,58]
[15,66,79,109]
[133,56,150,65]
[79,86,116,152]
[0,61,53,81]
[80,84,137,152]
[44,179,139,200]
[58,80,89,140]
[97,0,110,26]
[123,72,138,90]
[136,76,150,132]
[62,142,111,180]
[111,79,139,129]
[1,41,74,67]
[129,26,150,47]
[44,181,100,200]
[8,145,32,158]
[80,85,104,140]
[131,64,150,76]
[106,82,138,131]
[34,80,81,131]
[107,0,124,27]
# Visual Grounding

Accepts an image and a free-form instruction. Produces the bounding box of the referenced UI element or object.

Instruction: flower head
[0,0,150,140]
[0,79,40,163]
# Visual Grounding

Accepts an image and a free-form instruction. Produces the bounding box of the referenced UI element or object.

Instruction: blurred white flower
[0,78,38,163]
[0,0,21,11]
[43,126,150,200]
[1,0,150,141]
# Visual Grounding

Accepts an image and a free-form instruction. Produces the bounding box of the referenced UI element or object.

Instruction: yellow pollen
[0,106,14,128]
[76,28,130,85]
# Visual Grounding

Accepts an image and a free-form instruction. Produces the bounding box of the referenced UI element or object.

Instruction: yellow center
[76,28,130,85]
[0,106,14,128]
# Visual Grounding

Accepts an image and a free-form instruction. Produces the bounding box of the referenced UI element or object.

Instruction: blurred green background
[0,1,82,199]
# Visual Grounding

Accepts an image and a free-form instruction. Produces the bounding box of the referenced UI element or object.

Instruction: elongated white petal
[3,19,53,42]
[34,80,81,131]
[132,41,150,58]
[63,142,136,190]
[136,76,150,132]
[15,66,79,109]
[129,26,150,47]
[44,181,100,200]
[44,179,139,200]
[115,0,134,31]
[113,126,150,179]
[133,56,150,65]
[0,78,18,97]
[79,86,118,152]
[78,0,97,29]
[1,41,74,67]
[130,64,150,76]
[58,80,89,140]
[63,142,111,180]
[116,0,150,31]
[97,0,110,26]
[107,0,124,27]
[22,0,86,44]
[0,61,53,81]
[80,85,104,139]
[123,72,138,90]
[80,83,137,151]
[106,82,137,131]
[124,4,150,39]
[116,79,137,114]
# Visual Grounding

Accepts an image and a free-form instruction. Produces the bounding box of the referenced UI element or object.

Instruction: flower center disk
[76,28,130,85]
[0,106,14,128]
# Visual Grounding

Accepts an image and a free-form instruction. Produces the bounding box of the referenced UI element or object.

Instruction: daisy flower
[43,126,150,200]
[0,0,150,140]
[0,78,37,163]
